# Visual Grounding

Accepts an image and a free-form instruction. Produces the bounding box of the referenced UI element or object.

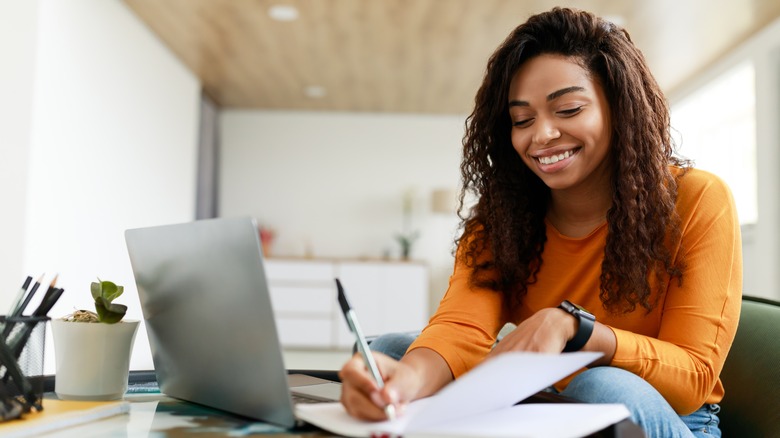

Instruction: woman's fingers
[339,354,381,393]
[339,353,400,421]
[340,379,389,421]
[490,308,572,357]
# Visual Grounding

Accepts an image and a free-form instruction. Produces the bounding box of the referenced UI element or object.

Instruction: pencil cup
[0,315,49,419]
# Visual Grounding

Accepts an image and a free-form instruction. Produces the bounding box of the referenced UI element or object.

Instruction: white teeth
[538,150,572,165]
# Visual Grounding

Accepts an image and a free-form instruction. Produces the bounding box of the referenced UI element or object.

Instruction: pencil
[34,287,64,317]
[13,274,44,317]
[7,276,32,315]
[39,274,59,309]
[44,274,58,295]
[2,275,43,340]
[8,286,65,362]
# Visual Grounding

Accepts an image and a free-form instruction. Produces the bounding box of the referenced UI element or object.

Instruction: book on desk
[0,399,130,438]
[295,351,630,438]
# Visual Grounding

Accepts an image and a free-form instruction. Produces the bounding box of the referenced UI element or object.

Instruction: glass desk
[23,371,644,437]
[37,393,338,437]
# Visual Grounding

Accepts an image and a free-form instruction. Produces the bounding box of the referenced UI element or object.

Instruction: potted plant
[51,279,139,401]
[395,188,419,260]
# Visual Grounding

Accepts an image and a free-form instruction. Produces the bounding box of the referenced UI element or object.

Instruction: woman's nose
[533,118,561,145]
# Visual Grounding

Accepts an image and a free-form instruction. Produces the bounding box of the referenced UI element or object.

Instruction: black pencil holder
[0,315,49,420]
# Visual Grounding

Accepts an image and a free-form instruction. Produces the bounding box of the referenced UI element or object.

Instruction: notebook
[125,217,341,429]
[0,399,130,438]
[295,352,631,438]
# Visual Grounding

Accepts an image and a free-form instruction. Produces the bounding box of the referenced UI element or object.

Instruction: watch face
[576,304,596,321]
[560,300,580,313]
[561,300,595,320]
[573,303,591,314]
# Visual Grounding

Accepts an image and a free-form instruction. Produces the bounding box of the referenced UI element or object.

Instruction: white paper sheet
[407,403,631,438]
[406,351,602,430]
[295,351,623,438]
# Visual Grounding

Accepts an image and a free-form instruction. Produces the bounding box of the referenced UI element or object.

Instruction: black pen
[336,278,397,420]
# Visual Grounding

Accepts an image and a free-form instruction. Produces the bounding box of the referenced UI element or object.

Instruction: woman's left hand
[488,307,576,357]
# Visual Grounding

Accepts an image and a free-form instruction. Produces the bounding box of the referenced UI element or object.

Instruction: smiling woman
[337,8,742,437]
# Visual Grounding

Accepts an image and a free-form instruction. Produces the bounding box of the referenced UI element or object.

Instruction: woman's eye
[512,118,533,128]
[557,106,583,117]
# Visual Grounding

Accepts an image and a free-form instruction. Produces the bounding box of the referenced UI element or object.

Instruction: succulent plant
[91,279,127,324]
[63,279,127,324]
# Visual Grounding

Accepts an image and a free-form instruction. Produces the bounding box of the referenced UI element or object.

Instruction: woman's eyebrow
[508,86,587,107]
[547,86,586,101]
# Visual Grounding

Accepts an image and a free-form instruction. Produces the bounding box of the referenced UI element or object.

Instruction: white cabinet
[264,258,429,349]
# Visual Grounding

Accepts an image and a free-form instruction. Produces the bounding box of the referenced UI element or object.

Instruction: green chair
[719,295,780,437]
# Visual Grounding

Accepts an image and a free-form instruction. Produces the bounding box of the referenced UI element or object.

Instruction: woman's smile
[532,147,580,169]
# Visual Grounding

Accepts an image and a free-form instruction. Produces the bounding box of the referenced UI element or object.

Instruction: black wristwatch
[558,300,596,352]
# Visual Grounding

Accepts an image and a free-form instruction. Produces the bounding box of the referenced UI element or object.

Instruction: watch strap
[558,300,595,352]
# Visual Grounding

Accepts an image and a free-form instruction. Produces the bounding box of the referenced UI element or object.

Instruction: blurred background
[2,0,778,372]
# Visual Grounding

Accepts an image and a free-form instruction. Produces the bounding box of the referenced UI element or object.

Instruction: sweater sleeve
[610,170,742,415]
[406,246,506,378]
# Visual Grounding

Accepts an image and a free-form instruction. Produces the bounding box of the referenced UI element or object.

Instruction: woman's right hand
[339,347,454,421]
[338,351,419,421]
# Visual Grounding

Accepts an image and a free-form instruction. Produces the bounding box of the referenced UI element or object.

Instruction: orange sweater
[408,168,742,415]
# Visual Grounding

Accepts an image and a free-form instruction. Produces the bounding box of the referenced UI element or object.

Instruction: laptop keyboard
[291,393,330,405]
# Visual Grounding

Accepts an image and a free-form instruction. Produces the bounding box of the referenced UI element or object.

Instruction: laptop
[125,216,341,428]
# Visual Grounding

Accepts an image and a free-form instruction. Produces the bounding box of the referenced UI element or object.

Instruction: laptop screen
[125,217,299,427]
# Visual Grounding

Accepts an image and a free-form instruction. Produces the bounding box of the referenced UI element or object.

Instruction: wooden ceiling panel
[123,0,780,114]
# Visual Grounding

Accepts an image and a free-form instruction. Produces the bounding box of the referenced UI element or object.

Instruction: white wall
[0,0,39,313]
[220,111,464,309]
[669,16,780,301]
[1,0,201,373]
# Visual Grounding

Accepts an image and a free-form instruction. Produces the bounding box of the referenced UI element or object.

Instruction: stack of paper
[296,351,631,438]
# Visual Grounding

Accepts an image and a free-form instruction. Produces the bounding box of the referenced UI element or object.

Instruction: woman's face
[508,54,612,193]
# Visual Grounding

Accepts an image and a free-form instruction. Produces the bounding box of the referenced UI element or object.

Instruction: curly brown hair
[458,7,689,314]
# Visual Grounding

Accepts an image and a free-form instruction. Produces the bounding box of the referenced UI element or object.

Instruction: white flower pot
[51,319,139,401]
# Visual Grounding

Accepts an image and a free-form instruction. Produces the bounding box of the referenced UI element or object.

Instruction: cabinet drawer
[276,318,333,348]
[264,260,334,282]
[269,285,334,314]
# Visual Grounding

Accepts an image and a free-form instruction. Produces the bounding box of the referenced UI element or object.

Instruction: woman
[339,8,741,437]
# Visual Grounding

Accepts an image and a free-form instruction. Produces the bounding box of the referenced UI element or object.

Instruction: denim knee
[681,404,721,438]
[561,367,694,438]
[367,332,419,360]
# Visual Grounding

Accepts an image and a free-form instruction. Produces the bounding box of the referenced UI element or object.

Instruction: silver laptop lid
[125,217,297,427]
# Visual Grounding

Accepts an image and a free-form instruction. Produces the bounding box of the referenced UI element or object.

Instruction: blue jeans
[369,333,721,438]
